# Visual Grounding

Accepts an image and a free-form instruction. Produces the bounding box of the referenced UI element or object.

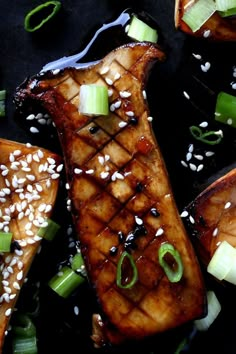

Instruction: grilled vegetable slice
[0,139,61,351]
[15,42,205,345]
[175,0,236,41]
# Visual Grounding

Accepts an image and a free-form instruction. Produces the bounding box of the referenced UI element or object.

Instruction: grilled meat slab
[175,0,236,41]
[0,138,61,351]
[15,42,205,344]
[185,168,236,267]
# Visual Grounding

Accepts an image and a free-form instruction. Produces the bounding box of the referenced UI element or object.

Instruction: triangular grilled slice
[185,168,236,267]
[15,42,205,345]
[0,138,61,351]
[175,0,236,41]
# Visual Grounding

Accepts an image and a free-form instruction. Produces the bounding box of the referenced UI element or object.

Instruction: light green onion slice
[0,90,6,117]
[194,291,221,331]
[215,0,236,11]
[189,125,223,145]
[116,251,138,289]
[215,92,236,128]
[37,219,60,241]
[12,314,37,354]
[24,1,61,33]
[207,240,236,281]
[48,266,85,298]
[0,232,12,252]
[218,7,236,16]
[182,0,216,32]
[158,243,183,283]
[71,252,85,273]
[13,336,37,354]
[127,16,158,43]
[79,85,109,116]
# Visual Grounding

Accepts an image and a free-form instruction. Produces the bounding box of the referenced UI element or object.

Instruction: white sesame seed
[114,100,122,109]
[232,83,236,90]
[98,156,105,165]
[33,153,40,162]
[108,89,113,97]
[147,116,153,122]
[119,121,127,128]
[199,121,208,128]
[224,202,231,209]
[183,91,190,99]
[116,172,124,180]
[30,127,40,134]
[45,205,52,213]
[105,155,110,162]
[105,77,113,86]
[155,228,164,237]
[203,29,211,38]
[205,151,215,157]
[135,216,143,225]
[189,215,195,224]
[142,90,147,99]
[5,308,12,317]
[85,169,94,175]
[17,261,23,270]
[38,119,47,125]
[47,157,56,165]
[3,271,9,279]
[213,228,218,236]
[15,249,23,256]
[186,152,192,161]
[194,154,204,160]
[189,163,197,171]
[5,256,12,264]
[110,104,115,112]
[201,62,211,72]
[2,169,9,177]
[26,174,36,181]
[227,118,233,125]
[56,164,63,172]
[74,168,82,175]
[188,144,194,153]
[100,66,109,75]
[126,111,134,117]
[51,173,60,179]
[192,53,202,60]
[74,306,79,316]
[5,179,10,187]
[26,114,35,121]
[100,171,109,179]
[7,266,13,274]
[13,281,20,290]
[0,197,6,203]
[27,236,35,242]
[34,235,42,241]
[119,91,131,98]
[65,183,70,190]
[114,73,121,81]
[197,164,204,172]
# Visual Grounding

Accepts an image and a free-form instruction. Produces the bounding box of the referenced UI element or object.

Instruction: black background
[0,0,236,353]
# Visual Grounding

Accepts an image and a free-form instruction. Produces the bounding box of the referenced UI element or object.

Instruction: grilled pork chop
[184,168,236,267]
[0,138,61,352]
[15,42,205,345]
[175,0,236,41]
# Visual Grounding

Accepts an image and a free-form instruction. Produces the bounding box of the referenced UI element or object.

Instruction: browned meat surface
[185,168,236,267]
[0,138,61,352]
[15,42,205,345]
[175,0,236,41]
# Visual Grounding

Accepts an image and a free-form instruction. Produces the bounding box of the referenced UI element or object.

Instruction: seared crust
[185,168,236,267]
[0,139,61,352]
[175,0,236,41]
[15,42,205,344]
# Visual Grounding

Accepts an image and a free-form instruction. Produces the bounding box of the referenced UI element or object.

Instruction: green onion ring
[12,314,36,337]
[24,1,61,33]
[189,125,223,145]
[158,243,183,283]
[116,251,138,289]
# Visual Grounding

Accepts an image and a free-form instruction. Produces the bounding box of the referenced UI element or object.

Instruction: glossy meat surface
[175,0,236,41]
[185,168,236,267]
[0,139,61,352]
[15,42,205,344]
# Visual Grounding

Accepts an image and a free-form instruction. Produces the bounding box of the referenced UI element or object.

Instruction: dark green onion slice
[37,218,60,241]
[218,7,236,16]
[12,314,36,337]
[127,16,158,43]
[24,1,61,33]
[79,85,109,116]
[189,125,223,145]
[13,336,37,354]
[215,0,236,11]
[215,91,236,128]
[48,266,85,298]
[158,243,183,283]
[182,0,216,32]
[0,90,6,117]
[116,251,138,289]
[0,232,12,252]
[12,314,37,354]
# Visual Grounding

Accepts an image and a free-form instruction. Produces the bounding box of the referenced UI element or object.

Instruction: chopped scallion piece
[127,16,158,43]
[158,242,183,283]
[24,1,61,33]
[215,0,236,11]
[218,7,236,16]
[116,251,138,289]
[12,314,37,354]
[182,0,216,32]
[194,291,221,331]
[0,232,12,252]
[79,85,109,116]
[71,252,85,273]
[37,218,60,241]
[215,91,236,128]
[12,314,36,338]
[0,90,6,117]
[189,125,223,145]
[48,266,85,298]
[13,336,37,354]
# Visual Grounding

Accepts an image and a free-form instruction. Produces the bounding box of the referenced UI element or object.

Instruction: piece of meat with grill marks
[175,0,236,41]
[15,42,206,345]
[0,138,61,352]
[185,168,236,268]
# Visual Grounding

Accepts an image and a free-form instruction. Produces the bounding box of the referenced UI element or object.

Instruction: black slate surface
[0,1,236,353]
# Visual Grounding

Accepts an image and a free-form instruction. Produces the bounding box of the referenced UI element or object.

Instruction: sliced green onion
[116,251,138,289]
[0,232,12,252]
[182,0,216,32]
[194,291,221,331]
[24,1,61,33]
[218,7,236,16]
[48,266,85,298]
[13,336,37,354]
[215,0,236,11]
[189,125,223,145]
[0,90,6,117]
[79,85,109,116]
[158,243,183,283]
[127,16,158,43]
[215,92,236,128]
[207,240,236,281]
[37,218,60,241]
[71,251,85,274]
[12,314,36,338]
